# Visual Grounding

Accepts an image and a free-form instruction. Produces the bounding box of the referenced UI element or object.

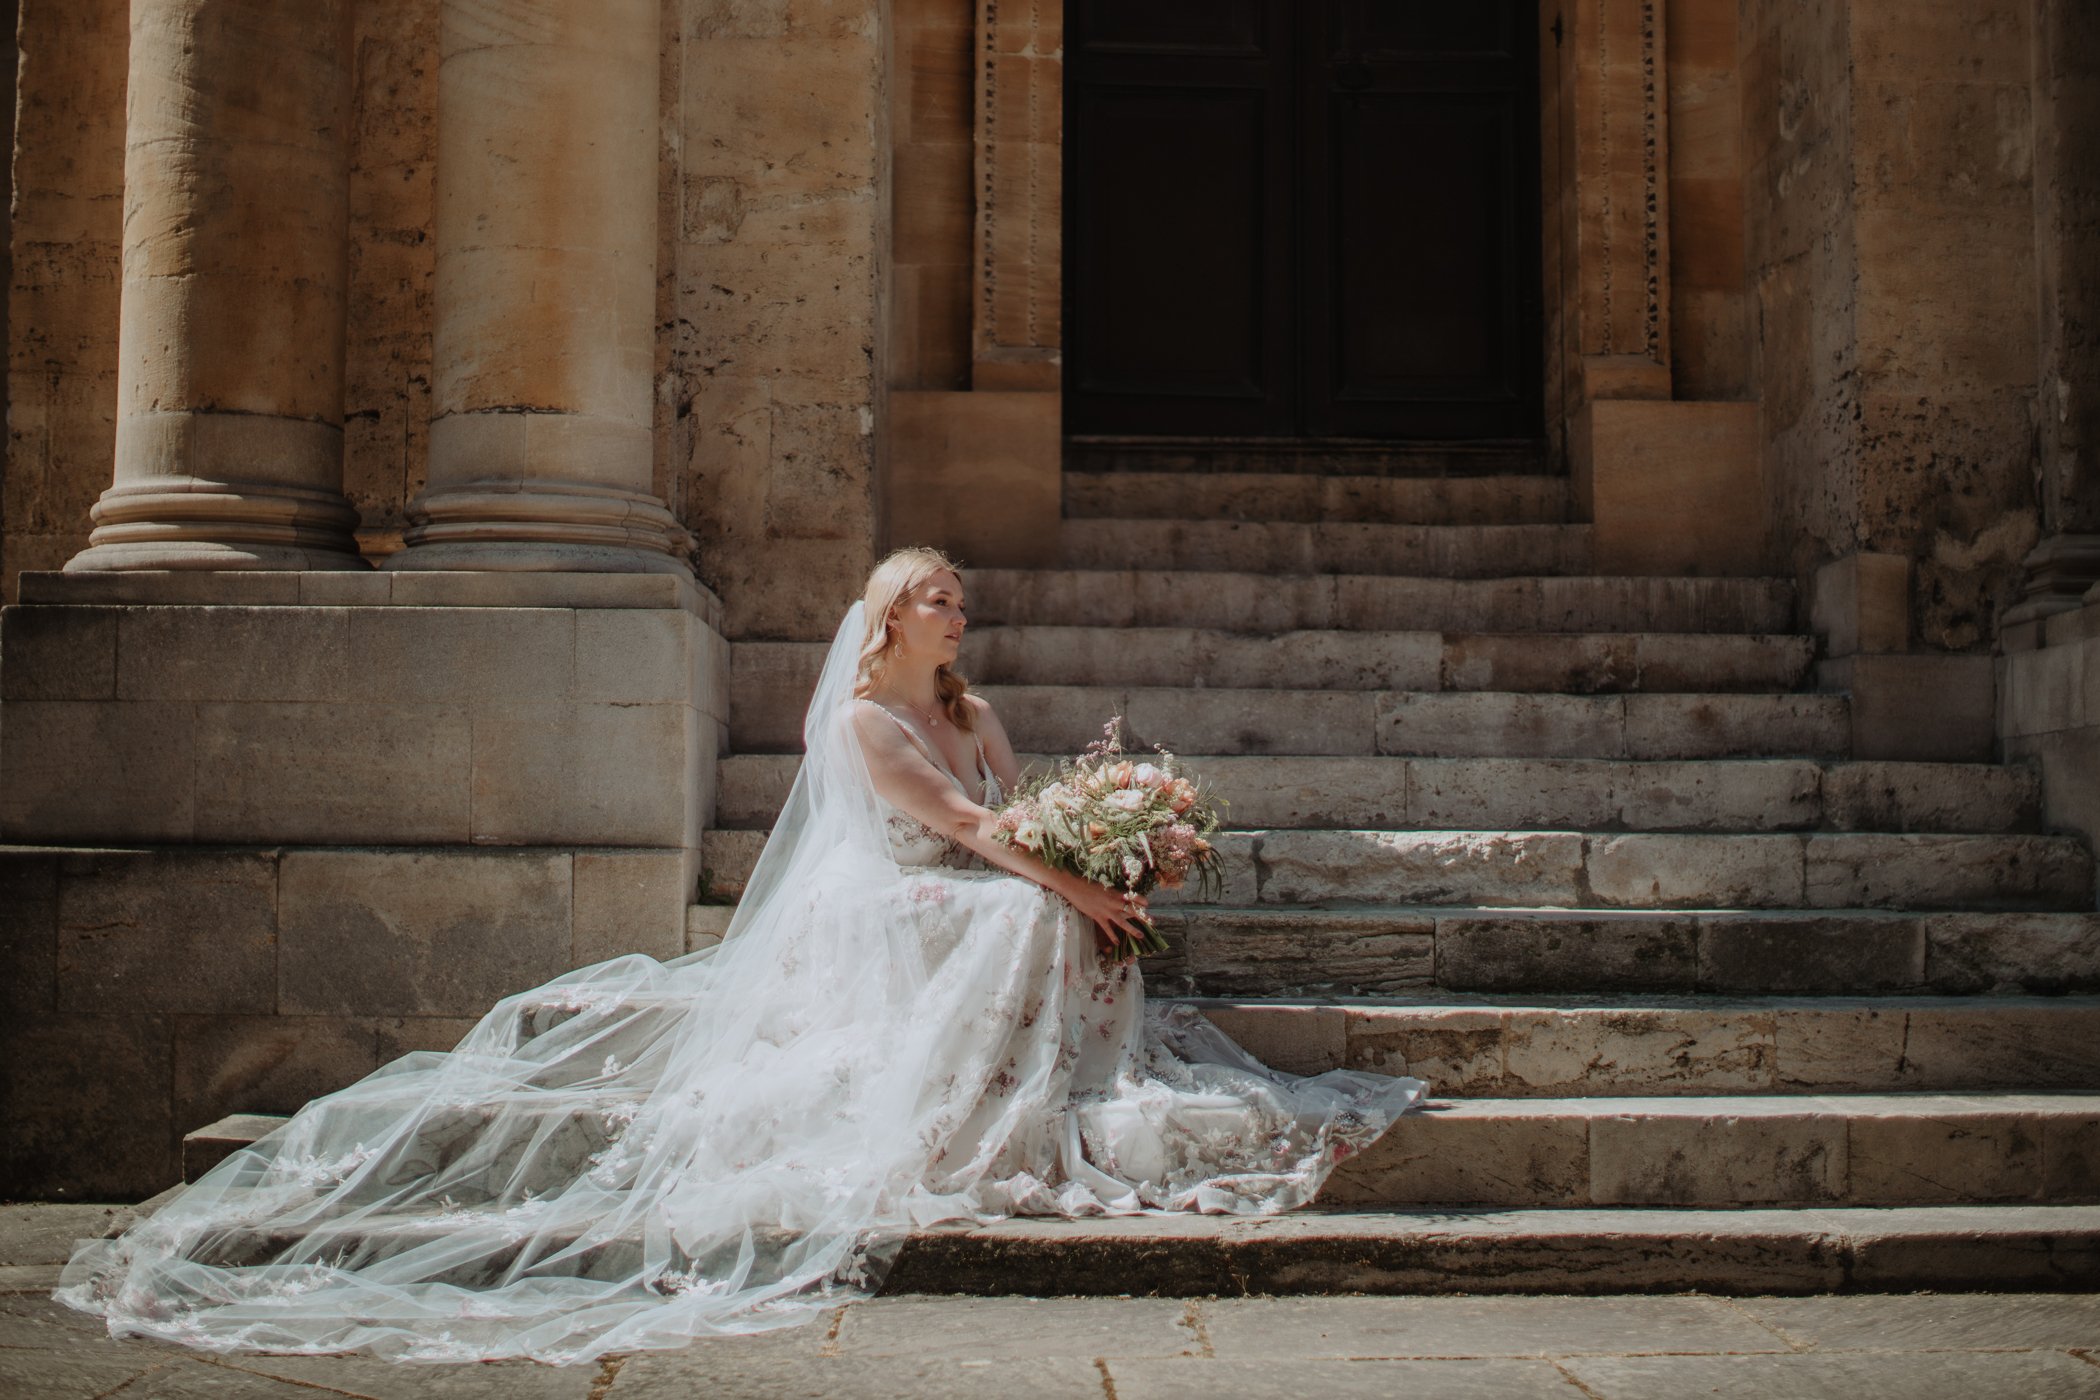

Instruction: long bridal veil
[58,598,1427,1364]
[54,601,957,1362]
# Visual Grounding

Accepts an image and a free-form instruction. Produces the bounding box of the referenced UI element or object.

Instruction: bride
[56,547,1427,1364]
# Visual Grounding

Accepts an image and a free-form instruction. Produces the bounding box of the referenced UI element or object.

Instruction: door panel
[1065,1,1542,442]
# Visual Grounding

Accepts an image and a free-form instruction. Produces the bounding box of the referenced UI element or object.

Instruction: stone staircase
[699,463,2100,1288]
[181,464,2100,1294]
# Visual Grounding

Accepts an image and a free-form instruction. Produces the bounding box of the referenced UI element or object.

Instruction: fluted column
[67,0,364,573]
[386,0,692,575]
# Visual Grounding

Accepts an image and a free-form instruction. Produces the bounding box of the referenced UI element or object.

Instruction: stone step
[731,630,1818,718]
[503,987,2100,1098]
[882,1205,2100,1296]
[969,626,1817,692]
[176,1102,2100,1240]
[1062,470,1573,525]
[1323,1092,2100,1209]
[1205,995,2100,1098]
[715,755,2039,834]
[731,685,1853,758]
[703,829,2097,913]
[1058,520,1595,576]
[162,1119,2100,1292]
[1140,905,2100,997]
[967,570,1797,634]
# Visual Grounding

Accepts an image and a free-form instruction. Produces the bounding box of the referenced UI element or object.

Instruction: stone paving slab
[1558,1349,2100,1399]
[5,1206,2099,1398]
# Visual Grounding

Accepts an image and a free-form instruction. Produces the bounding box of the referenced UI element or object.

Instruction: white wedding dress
[57,603,1427,1364]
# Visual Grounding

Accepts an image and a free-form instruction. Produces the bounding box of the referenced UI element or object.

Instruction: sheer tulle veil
[56,598,1427,1364]
[53,601,986,1363]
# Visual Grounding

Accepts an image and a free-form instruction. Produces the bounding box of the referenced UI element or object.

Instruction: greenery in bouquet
[990,717,1226,960]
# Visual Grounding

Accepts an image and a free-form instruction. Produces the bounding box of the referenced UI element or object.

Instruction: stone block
[1499,1007,1778,1097]
[573,850,690,964]
[1377,692,1623,759]
[279,849,573,1017]
[1897,1003,2100,1091]
[0,852,59,1015]
[1623,693,1847,759]
[890,391,1061,569]
[346,606,576,703]
[1324,1106,1591,1207]
[115,606,353,702]
[1923,912,2100,993]
[1697,913,1925,994]
[1182,914,1433,996]
[0,700,197,842]
[1260,830,1586,907]
[1128,689,1375,757]
[1197,757,1408,830]
[0,605,118,700]
[1615,759,1819,831]
[577,608,692,705]
[1772,1003,1915,1090]
[171,1015,382,1135]
[1589,1105,1845,1205]
[2045,1119,2100,1199]
[1805,833,2092,910]
[0,1013,175,1199]
[686,903,736,952]
[1847,1109,2043,1204]
[471,702,692,846]
[1821,653,1995,761]
[979,685,1130,754]
[1587,833,1804,907]
[1576,400,1766,576]
[1811,552,1911,657]
[20,572,302,607]
[1194,1005,1345,1077]
[295,571,394,605]
[1439,632,1635,694]
[193,702,472,844]
[1344,1007,1505,1092]
[2002,639,2088,739]
[1135,570,1332,632]
[1407,758,1616,829]
[375,1017,480,1059]
[55,849,278,1015]
[1435,913,1699,993]
[1822,760,2039,834]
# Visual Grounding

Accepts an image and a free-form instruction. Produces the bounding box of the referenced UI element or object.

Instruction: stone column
[66,0,365,573]
[387,0,692,575]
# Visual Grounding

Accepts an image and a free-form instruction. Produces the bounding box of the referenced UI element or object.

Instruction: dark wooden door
[1064,1,1543,441]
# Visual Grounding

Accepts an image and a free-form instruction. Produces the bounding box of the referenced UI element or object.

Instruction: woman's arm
[850,702,1148,946]
[964,692,1024,794]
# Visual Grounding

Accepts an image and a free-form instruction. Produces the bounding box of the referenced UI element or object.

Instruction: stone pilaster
[65,0,365,573]
[387,0,692,576]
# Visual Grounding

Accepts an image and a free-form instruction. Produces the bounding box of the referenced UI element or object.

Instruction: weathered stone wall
[1665,0,1752,400]
[4,0,128,598]
[344,0,439,557]
[2031,0,2100,538]
[1744,0,2043,654]
[673,0,889,641]
[889,0,974,391]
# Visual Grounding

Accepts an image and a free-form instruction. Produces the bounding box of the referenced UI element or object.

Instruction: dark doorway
[1063,1,1545,443]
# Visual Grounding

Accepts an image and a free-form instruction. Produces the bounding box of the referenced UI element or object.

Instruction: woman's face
[889,569,966,667]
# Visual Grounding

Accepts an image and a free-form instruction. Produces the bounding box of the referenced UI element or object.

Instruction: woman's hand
[1059,878,1150,953]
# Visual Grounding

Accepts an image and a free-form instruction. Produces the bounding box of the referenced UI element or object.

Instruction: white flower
[1105,789,1146,812]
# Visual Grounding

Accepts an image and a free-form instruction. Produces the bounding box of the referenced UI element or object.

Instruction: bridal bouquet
[991,718,1225,959]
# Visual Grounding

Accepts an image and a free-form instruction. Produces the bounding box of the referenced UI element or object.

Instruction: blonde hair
[855,546,975,731]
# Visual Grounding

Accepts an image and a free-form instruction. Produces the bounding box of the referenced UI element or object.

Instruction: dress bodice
[867,704,1003,869]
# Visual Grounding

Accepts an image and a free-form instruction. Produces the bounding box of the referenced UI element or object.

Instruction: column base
[2000,534,2100,628]
[66,477,368,573]
[384,480,696,577]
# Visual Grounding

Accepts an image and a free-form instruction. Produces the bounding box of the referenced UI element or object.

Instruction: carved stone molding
[971,0,1061,391]
[1567,0,1671,398]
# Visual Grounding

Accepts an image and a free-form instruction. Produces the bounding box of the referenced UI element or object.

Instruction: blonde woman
[61,548,1424,1365]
